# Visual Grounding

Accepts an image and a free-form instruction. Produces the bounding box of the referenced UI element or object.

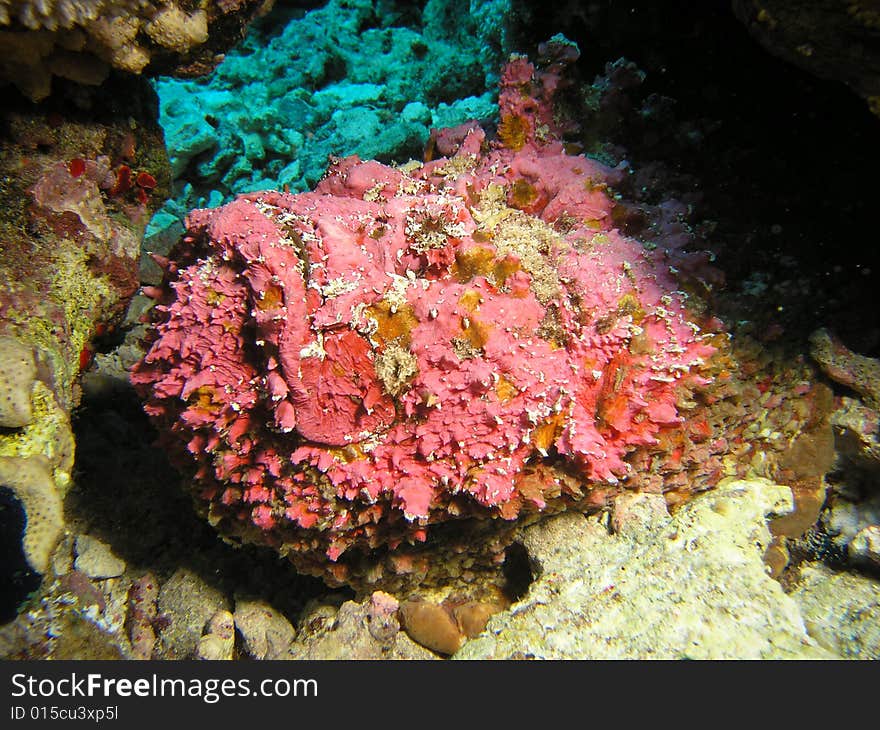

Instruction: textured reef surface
[0,0,271,101]
[132,42,728,589]
[0,73,170,591]
[2,1,880,662]
[151,0,510,234]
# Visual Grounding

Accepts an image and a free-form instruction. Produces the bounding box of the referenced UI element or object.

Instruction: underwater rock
[233,596,296,660]
[155,567,231,659]
[152,0,509,224]
[732,0,880,116]
[126,572,160,660]
[848,525,880,568]
[195,609,235,660]
[455,479,836,659]
[1,548,139,658]
[810,328,880,410]
[73,534,126,579]
[452,600,499,639]
[0,75,169,591]
[364,591,400,643]
[831,397,880,469]
[49,611,126,660]
[132,44,726,591]
[0,0,273,101]
[825,493,880,558]
[790,561,880,659]
[398,599,464,656]
[57,569,106,613]
[289,593,436,660]
[810,337,880,566]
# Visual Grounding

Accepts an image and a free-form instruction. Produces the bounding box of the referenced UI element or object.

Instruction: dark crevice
[501,541,536,602]
[0,487,41,625]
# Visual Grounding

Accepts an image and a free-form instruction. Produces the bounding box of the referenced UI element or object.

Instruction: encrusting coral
[0,455,63,573]
[132,39,726,590]
[0,335,37,428]
[0,0,273,101]
[0,69,170,584]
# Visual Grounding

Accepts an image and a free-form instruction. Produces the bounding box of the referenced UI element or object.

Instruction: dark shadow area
[515,0,880,356]
[0,487,41,624]
[501,540,536,602]
[67,380,334,626]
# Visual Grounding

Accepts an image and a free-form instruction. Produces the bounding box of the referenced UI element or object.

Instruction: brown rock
[732,1,880,115]
[452,601,500,639]
[769,479,826,540]
[398,600,464,656]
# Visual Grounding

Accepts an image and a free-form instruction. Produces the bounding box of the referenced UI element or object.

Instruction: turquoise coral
[150,0,511,234]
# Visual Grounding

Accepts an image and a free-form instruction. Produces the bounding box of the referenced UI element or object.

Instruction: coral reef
[4,0,875,662]
[0,76,169,579]
[132,42,729,590]
[150,0,511,232]
[0,0,273,101]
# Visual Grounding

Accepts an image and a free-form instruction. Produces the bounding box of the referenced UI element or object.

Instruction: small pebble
[74,535,126,579]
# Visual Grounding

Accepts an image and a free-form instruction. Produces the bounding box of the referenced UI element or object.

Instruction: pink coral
[132,46,719,586]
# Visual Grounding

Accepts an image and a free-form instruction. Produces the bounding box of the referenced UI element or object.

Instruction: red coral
[110,165,132,197]
[68,158,86,178]
[132,42,721,587]
[136,171,157,190]
[108,166,156,206]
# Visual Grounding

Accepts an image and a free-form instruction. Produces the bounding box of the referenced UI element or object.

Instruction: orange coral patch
[453,247,521,287]
[461,316,490,350]
[531,412,565,455]
[255,282,283,311]
[497,113,529,151]
[510,178,538,209]
[453,246,496,282]
[495,374,518,404]
[458,288,483,312]
[366,299,418,346]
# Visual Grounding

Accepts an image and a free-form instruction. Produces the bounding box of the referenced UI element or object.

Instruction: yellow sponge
[0,454,63,574]
[0,336,36,429]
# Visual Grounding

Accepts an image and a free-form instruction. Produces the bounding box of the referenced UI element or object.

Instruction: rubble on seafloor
[6,467,879,659]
